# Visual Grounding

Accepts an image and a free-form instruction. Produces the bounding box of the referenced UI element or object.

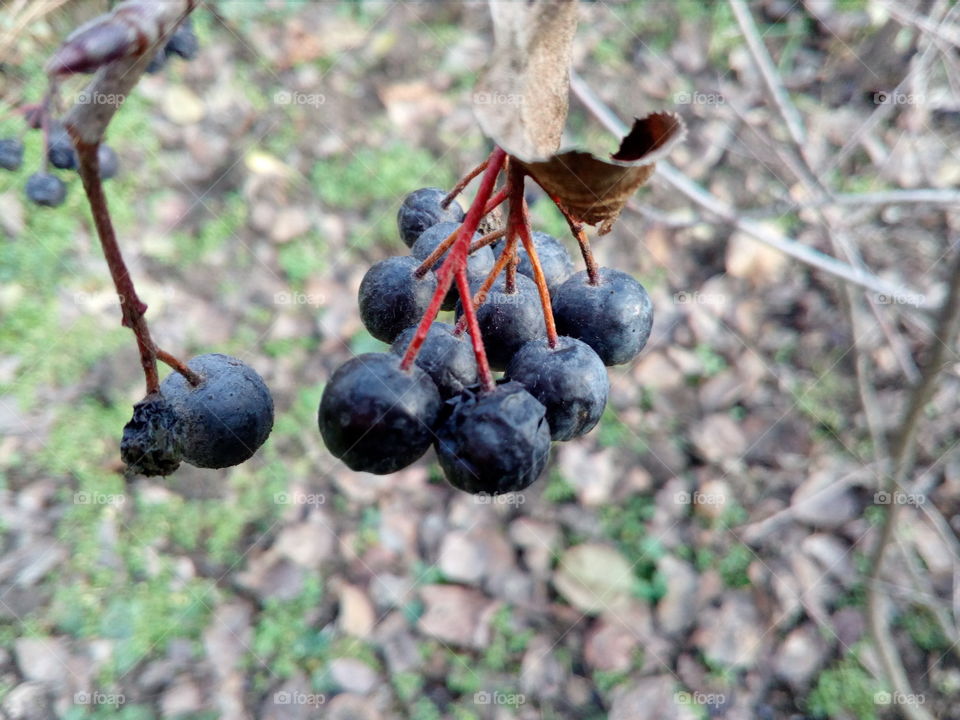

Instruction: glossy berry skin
[390,322,478,399]
[25,173,67,207]
[358,255,438,343]
[0,138,24,171]
[120,392,182,476]
[397,187,464,248]
[494,231,574,294]
[411,221,495,310]
[319,353,441,474]
[47,124,77,170]
[98,145,119,179]
[506,337,609,441]
[457,274,546,371]
[160,354,274,469]
[435,382,551,495]
[552,268,654,366]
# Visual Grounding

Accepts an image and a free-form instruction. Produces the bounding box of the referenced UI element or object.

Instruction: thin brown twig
[442,157,489,209]
[866,250,960,720]
[568,70,932,311]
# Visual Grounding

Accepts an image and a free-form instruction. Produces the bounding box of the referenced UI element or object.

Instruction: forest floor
[1,1,959,719]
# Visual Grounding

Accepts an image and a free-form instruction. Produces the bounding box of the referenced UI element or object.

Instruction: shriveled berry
[120,392,182,476]
[506,337,608,441]
[319,353,441,474]
[25,173,67,207]
[160,354,274,469]
[435,382,551,495]
[358,255,438,343]
[390,322,478,399]
[397,187,464,247]
[411,221,494,310]
[552,268,654,366]
[457,274,546,371]
[494,231,574,294]
[0,137,24,171]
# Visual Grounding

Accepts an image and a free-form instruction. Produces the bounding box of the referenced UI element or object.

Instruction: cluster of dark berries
[146,18,199,73]
[318,183,654,497]
[2,17,199,207]
[121,354,274,475]
[0,118,120,208]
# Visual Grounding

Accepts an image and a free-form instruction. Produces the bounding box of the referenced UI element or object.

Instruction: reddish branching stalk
[442,157,489,209]
[530,177,600,285]
[453,233,519,337]
[400,148,507,390]
[155,348,201,385]
[455,267,494,390]
[482,186,510,216]
[414,225,460,279]
[509,166,558,347]
[73,140,162,393]
[504,243,518,294]
[470,228,507,252]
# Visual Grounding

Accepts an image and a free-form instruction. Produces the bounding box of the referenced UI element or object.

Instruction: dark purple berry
[358,255,438,343]
[411,221,494,310]
[397,187,464,248]
[435,382,551,495]
[493,231,574,294]
[318,353,441,474]
[165,18,199,59]
[97,144,119,179]
[505,337,608,441]
[25,173,67,207]
[390,322,478,399]
[145,49,167,74]
[456,274,546,371]
[160,354,274,469]
[552,268,654,366]
[47,123,76,170]
[0,137,24,171]
[120,392,183,476]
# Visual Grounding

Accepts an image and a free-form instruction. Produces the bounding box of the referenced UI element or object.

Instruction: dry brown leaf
[473,0,579,160]
[518,112,687,232]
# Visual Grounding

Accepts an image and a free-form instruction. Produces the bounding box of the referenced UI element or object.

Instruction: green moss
[717,543,753,588]
[808,654,881,720]
[250,576,328,681]
[543,470,577,503]
[392,671,423,703]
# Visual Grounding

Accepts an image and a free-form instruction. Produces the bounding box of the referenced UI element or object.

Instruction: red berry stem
[469,228,507,252]
[453,232,518,337]
[400,147,507,374]
[71,136,198,393]
[413,224,459,279]
[455,266,495,391]
[509,166,559,347]
[441,157,489,209]
[529,177,601,286]
[72,138,162,394]
[572,224,601,287]
[482,185,510,216]
[155,348,202,386]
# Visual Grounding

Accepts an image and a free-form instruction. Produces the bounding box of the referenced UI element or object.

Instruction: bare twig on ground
[867,250,960,720]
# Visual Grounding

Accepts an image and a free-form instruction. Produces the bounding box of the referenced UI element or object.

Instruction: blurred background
[1,1,959,719]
